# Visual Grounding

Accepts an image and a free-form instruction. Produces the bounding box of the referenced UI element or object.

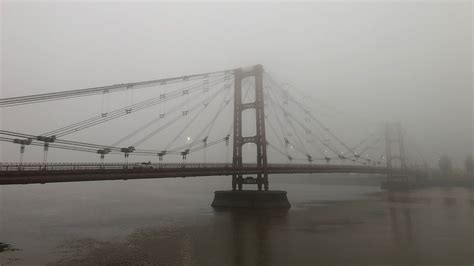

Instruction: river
[0,174,473,265]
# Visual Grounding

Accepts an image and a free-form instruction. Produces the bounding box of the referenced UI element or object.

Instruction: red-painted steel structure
[0,65,426,189]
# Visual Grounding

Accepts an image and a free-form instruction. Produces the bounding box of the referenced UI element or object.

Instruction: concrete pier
[211,190,291,209]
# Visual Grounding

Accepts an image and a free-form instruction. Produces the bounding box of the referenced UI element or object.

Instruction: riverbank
[0,242,14,253]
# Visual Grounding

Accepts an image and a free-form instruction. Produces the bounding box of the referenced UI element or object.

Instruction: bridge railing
[0,162,389,172]
[0,162,241,172]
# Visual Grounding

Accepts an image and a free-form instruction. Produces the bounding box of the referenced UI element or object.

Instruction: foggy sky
[1,1,472,168]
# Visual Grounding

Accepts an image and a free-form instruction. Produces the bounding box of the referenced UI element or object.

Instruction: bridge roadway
[0,162,415,185]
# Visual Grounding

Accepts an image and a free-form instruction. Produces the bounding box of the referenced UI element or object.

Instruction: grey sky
[1,1,472,168]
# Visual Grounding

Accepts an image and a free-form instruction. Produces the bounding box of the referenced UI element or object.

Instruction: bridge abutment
[211,190,290,209]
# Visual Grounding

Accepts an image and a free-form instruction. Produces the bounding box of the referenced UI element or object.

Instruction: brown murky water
[0,175,473,265]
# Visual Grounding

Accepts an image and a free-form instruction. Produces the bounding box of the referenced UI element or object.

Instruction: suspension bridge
[0,64,426,206]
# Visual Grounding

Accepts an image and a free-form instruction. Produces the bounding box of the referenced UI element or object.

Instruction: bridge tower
[232,64,268,191]
[212,65,289,208]
[384,122,409,188]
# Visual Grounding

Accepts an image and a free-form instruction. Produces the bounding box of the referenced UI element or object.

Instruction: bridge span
[0,162,416,185]
[0,64,427,207]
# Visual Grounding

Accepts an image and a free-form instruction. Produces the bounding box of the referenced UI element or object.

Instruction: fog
[1,1,472,167]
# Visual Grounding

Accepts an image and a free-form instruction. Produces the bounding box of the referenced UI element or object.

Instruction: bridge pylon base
[211,190,290,209]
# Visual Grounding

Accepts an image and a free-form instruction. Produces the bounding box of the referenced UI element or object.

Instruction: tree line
[438,154,473,177]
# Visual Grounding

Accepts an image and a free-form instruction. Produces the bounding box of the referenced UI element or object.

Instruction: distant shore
[425,177,473,187]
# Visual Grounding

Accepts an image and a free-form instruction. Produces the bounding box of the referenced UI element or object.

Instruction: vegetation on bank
[435,154,473,178]
[425,154,474,187]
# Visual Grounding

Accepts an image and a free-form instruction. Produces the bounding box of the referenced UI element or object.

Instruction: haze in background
[1,1,472,167]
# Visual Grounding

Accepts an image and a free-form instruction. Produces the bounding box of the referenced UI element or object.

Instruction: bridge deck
[0,162,415,185]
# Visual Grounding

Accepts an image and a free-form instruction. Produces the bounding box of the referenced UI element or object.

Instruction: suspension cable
[43,77,225,138]
[265,73,360,158]
[167,91,233,154]
[267,92,336,158]
[110,80,222,147]
[0,69,232,107]
[163,84,228,153]
[42,79,210,137]
[132,85,226,147]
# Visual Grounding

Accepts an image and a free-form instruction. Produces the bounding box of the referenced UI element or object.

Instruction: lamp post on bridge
[36,135,56,169]
[121,146,135,168]
[158,151,166,167]
[13,138,33,169]
[181,149,189,165]
[97,148,111,168]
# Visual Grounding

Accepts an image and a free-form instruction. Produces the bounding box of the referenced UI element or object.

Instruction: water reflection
[385,188,473,265]
[53,228,192,265]
[224,209,289,266]
[51,209,289,265]
[387,191,415,261]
